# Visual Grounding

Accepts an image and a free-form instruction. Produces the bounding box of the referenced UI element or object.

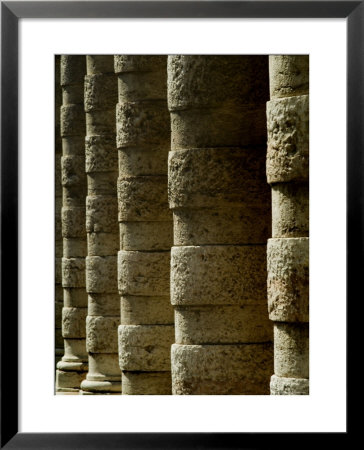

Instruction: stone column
[55,55,63,366]
[116,56,174,394]
[267,55,309,395]
[56,55,88,393]
[168,56,273,394]
[80,56,121,395]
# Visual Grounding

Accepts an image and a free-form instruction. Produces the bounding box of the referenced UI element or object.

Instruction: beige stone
[62,307,87,338]
[64,288,88,308]
[62,257,86,288]
[63,238,87,258]
[120,295,173,325]
[87,232,119,257]
[118,71,166,102]
[86,316,119,353]
[86,196,118,233]
[270,374,309,395]
[86,256,118,293]
[114,55,166,73]
[62,136,85,156]
[117,176,171,222]
[170,107,267,150]
[122,371,171,395]
[60,55,85,86]
[88,293,120,317]
[119,221,173,251]
[87,172,118,196]
[60,105,85,137]
[272,183,309,238]
[118,324,174,371]
[174,304,272,344]
[62,84,83,105]
[84,74,117,111]
[167,55,269,110]
[85,135,118,173]
[61,155,86,189]
[173,207,271,246]
[56,370,86,392]
[116,102,170,149]
[87,55,115,75]
[86,353,121,381]
[269,55,309,99]
[118,250,170,296]
[266,95,309,184]
[267,237,309,322]
[118,147,168,177]
[274,323,309,378]
[171,343,273,395]
[168,147,269,209]
[62,206,85,238]
[86,109,115,136]
[171,245,267,306]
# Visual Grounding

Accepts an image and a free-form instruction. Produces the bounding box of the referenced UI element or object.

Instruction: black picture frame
[0,1,353,448]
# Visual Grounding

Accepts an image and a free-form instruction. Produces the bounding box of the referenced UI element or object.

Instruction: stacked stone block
[266,55,309,395]
[56,56,88,393]
[55,55,63,366]
[168,56,273,394]
[80,56,121,394]
[115,56,174,394]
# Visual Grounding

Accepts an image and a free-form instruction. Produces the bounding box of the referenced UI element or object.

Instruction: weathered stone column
[116,56,174,394]
[56,55,88,393]
[80,56,121,394]
[168,56,273,394]
[55,55,63,366]
[267,55,309,395]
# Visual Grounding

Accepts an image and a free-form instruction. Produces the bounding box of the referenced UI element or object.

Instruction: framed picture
[1,1,352,447]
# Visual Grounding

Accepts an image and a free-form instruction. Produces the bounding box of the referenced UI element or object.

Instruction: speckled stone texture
[56,55,88,393]
[168,56,272,394]
[267,55,309,395]
[80,55,121,395]
[116,55,173,394]
[55,56,63,366]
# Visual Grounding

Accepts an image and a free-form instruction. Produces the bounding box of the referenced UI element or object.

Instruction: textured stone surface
[119,221,173,251]
[118,250,170,296]
[85,135,118,173]
[64,288,88,308]
[87,172,118,196]
[60,105,85,137]
[118,71,166,102]
[62,307,87,338]
[62,206,85,238]
[86,316,119,353]
[114,55,166,73]
[88,293,120,317]
[62,258,86,288]
[171,343,273,395]
[269,55,309,99]
[61,155,86,189]
[173,208,271,246]
[120,295,173,325]
[267,237,309,322]
[116,102,170,149]
[87,232,119,257]
[274,323,309,378]
[117,176,171,222]
[87,55,115,75]
[86,109,115,136]
[56,370,86,391]
[60,55,85,86]
[118,324,174,371]
[267,95,309,184]
[86,256,118,293]
[84,74,117,111]
[171,245,267,306]
[86,196,118,233]
[170,107,267,150]
[168,147,269,209]
[122,371,171,395]
[174,304,272,344]
[272,183,309,238]
[118,147,168,177]
[86,353,121,381]
[270,374,309,395]
[167,55,269,110]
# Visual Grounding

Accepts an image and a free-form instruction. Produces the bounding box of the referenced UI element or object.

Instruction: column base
[80,378,121,394]
[270,374,309,395]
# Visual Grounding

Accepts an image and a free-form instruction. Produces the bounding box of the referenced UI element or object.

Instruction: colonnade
[55,54,309,395]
